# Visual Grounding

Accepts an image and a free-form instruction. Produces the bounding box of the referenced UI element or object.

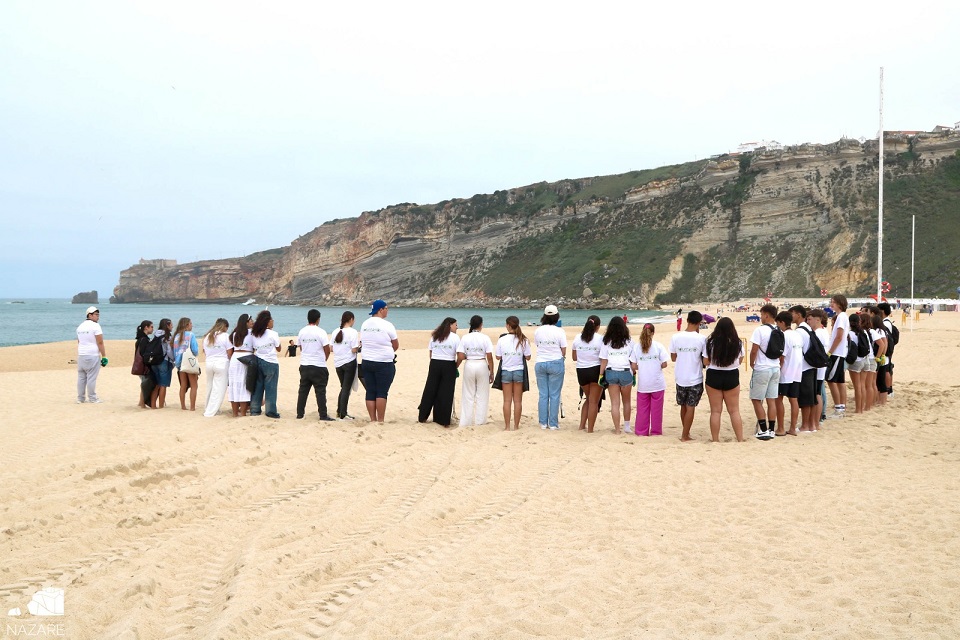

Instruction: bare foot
[680,436,694,442]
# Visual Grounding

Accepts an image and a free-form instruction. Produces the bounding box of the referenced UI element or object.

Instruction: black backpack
[762,324,785,359]
[141,337,165,366]
[845,336,858,364]
[886,320,900,346]
[856,330,871,358]
[799,326,829,368]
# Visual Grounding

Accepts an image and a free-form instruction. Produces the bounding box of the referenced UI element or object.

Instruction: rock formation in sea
[72,290,98,304]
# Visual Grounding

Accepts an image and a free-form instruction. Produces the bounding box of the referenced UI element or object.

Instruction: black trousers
[335,360,357,418]
[297,365,330,418]
[418,359,457,426]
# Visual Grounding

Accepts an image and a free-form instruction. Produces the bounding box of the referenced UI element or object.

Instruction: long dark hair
[706,317,740,368]
[850,313,868,350]
[468,315,483,332]
[135,320,153,347]
[252,310,272,338]
[580,315,601,343]
[158,318,173,343]
[231,314,250,348]
[506,315,527,348]
[431,317,457,342]
[602,316,630,349]
[334,311,354,344]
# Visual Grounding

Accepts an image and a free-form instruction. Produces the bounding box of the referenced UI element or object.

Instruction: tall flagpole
[878,67,884,300]
[911,214,915,332]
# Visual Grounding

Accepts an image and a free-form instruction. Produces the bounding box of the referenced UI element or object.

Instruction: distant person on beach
[877,302,897,398]
[807,309,829,430]
[359,299,399,423]
[228,314,254,417]
[135,320,155,409]
[572,315,603,432]
[775,311,801,436]
[670,310,706,442]
[824,295,849,419]
[153,318,174,408]
[702,317,744,442]
[330,311,359,420]
[748,304,781,440]
[202,318,231,417]
[457,315,494,427]
[793,309,819,433]
[868,312,889,407]
[599,316,633,435]
[296,309,333,421]
[631,323,668,436]
[286,340,298,357]
[250,310,282,419]
[173,317,200,411]
[418,317,460,427]
[76,306,105,403]
[847,312,869,414]
[495,315,531,431]
[534,305,566,430]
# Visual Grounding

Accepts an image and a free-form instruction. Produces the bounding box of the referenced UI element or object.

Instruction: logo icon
[7,587,64,617]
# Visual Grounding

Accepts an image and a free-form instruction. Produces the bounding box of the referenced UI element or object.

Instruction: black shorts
[675,383,704,407]
[705,368,739,392]
[798,369,818,407]
[826,355,845,384]
[576,365,601,386]
[778,381,799,399]
[876,364,891,393]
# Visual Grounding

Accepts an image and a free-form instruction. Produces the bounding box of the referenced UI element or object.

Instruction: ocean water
[0,299,665,347]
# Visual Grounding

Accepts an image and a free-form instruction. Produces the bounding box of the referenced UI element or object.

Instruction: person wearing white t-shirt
[457,315,494,427]
[825,294,850,418]
[330,311,360,420]
[807,309,830,431]
[296,309,334,421]
[748,304,781,440]
[228,314,255,417]
[792,308,819,433]
[359,299,399,423]
[775,311,802,436]
[599,316,634,434]
[495,316,532,431]
[533,305,567,430]
[76,306,106,403]
[201,318,232,417]
[867,311,889,408]
[701,317,745,442]
[571,315,603,432]
[847,312,869,414]
[250,310,282,419]
[669,310,707,442]
[418,317,460,427]
[630,323,668,436]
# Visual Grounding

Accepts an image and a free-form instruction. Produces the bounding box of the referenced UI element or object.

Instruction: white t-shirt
[330,326,359,367]
[600,339,633,370]
[458,332,493,360]
[230,331,255,354]
[631,341,668,393]
[297,324,330,367]
[750,324,780,371]
[849,331,868,362]
[830,312,850,357]
[781,329,803,384]
[360,316,398,363]
[534,325,566,363]
[814,327,829,379]
[76,319,102,356]
[796,323,814,372]
[429,333,460,362]
[495,334,531,372]
[252,329,281,364]
[669,331,706,387]
[572,334,602,368]
[702,341,744,371]
[869,328,885,356]
[203,331,232,362]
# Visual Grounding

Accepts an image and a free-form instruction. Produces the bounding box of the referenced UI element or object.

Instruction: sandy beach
[1,310,958,639]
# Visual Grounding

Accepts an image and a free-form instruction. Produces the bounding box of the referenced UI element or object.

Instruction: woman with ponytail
[631,323,668,436]
[495,316,531,430]
[330,311,359,420]
[457,315,494,427]
[418,317,460,426]
[135,320,156,409]
[571,315,603,432]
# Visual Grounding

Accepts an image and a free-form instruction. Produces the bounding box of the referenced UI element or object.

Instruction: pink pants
[635,390,665,436]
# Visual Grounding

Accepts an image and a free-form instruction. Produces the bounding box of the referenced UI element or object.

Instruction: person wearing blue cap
[359,299,399,422]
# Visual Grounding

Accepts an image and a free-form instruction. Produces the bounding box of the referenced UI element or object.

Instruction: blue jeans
[251,359,280,418]
[535,359,565,427]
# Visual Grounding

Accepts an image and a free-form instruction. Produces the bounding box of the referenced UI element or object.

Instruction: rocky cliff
[112,132,960,305]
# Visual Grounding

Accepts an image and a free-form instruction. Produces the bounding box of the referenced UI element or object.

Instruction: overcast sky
[2,0,958,298]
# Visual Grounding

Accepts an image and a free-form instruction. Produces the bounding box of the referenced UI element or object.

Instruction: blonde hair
[639,323,655,353]
[205,318,229,345]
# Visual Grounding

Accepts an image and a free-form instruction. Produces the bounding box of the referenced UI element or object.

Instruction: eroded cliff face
[112,132,960,305]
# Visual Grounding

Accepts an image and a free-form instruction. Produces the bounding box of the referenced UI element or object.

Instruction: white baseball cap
[544,304,559,316]
[85,306,99,315]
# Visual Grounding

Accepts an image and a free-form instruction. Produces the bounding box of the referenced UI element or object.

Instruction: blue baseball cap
[369,299,387,315]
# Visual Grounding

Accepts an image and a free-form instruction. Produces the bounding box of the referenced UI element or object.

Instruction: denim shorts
[152,360,172,387]
[605,369,632,387]
[501,369,523,384]
[362,360,396,401]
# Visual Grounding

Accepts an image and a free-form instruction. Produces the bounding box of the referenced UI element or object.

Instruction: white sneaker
[548,425,559,430]
[826,410,845,419]
[89,398,103,404]
[540,424,548,430]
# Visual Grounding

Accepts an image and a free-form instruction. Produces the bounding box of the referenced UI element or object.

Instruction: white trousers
[203,358,229,417]
[459,359,491,426]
